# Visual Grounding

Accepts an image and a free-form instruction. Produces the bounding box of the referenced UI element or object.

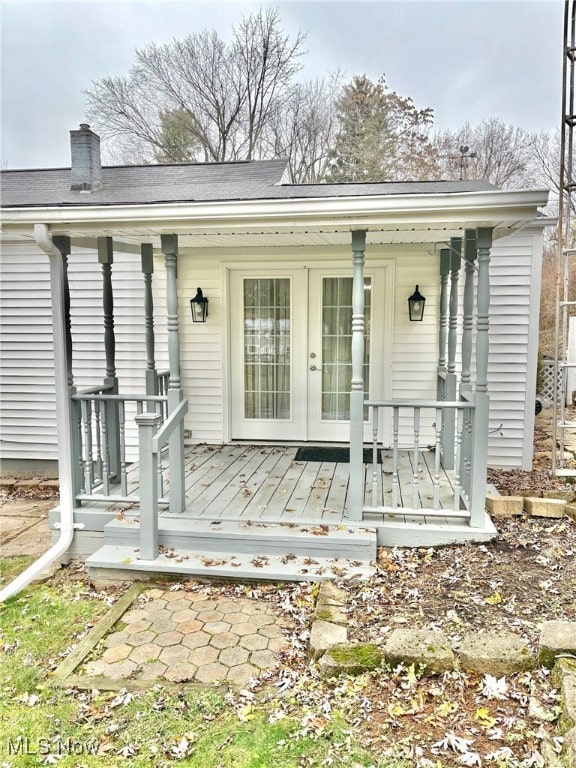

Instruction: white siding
[0,238,146,462]
[1,225,544,469]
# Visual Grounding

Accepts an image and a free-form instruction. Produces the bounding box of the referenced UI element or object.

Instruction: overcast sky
[0,0,563,169]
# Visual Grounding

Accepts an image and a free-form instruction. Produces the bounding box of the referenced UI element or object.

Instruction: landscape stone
[318,643,383,678]
[313,602,347,625]
[317,581,348,607]
[564,727,576,768]
[308,620,347,660]
[539,621,576,667]
[458,631,535,676]
[485,493,524,517]
[384,629,454,675]
[543,489,575,501]
[559,674,576,735]
[524,497,567,518]
[551,657,576,688]
[567,503,576,522]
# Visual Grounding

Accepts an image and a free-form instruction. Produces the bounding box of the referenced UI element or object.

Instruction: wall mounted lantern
[190,287,209,323]
[408,285,426,321]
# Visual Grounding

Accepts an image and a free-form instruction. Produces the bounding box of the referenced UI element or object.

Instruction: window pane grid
[243,278,291,420]
[321,277,371,421]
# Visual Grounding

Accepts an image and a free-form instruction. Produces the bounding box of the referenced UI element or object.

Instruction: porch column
[160,234,185,514]
[437,248,450,386]
[349,229,366,521]
[460,230,477,392]
[52,236,82,504]
[469,227,492,527]
[141,244,158,396]
[98,237,120,480]
[443,236,462,469]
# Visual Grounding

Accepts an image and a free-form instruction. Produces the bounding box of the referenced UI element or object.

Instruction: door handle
[309,364,319,371]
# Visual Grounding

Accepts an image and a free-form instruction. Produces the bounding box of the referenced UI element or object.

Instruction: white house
[0,125,549,586]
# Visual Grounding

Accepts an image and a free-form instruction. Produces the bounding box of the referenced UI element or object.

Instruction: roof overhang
[0,187,550,249]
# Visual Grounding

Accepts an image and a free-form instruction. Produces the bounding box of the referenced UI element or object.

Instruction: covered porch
[11,186,546,581]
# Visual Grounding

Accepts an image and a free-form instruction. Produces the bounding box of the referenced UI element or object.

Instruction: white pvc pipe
[0,225,80,602]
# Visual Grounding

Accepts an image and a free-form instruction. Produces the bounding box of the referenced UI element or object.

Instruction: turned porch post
[469,227,492,527]
[349,229,366,521]
[443,237,462,470]
[460,230,477,392]
[52,235,82,504]
[161,234,185,514]
[141,244,158,397]
[437,248,450,384]
[97,237,120,480]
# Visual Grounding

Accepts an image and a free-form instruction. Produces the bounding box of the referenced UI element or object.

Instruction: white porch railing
[72,387,169,505]
[363,398,476,519]
[136,399,189,560]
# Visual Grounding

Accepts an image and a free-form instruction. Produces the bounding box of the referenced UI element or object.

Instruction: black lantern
[408,285,426,321]
[190,287,208,323]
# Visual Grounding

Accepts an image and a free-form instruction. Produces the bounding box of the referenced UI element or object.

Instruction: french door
[229,266,387,442]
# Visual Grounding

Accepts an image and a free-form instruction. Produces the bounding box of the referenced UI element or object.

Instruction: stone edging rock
[308,583,576,766]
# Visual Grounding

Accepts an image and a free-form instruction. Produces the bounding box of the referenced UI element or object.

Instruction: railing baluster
[412,407,421,509]
[94,401,103,482]
[157,444,164,502]
[433,407,442,509]
[371,406,379,507]
[453,409,464,512]
[80,400,92,494]
[392,407,400,507]
[101,400,110,495]
[119,401,128,496]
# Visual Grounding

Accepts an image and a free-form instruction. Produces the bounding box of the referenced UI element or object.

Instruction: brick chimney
[70,124,102,191]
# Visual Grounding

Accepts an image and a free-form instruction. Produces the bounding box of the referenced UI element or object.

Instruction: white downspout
[0,224,82,602]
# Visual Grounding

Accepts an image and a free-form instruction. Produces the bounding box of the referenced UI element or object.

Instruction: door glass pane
[321,277,371,421]
[243,278,291,419]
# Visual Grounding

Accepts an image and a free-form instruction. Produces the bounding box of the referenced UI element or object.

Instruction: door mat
[295,446,382,463]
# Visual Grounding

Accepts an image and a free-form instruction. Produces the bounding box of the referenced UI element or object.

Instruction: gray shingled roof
[0,158,495,208]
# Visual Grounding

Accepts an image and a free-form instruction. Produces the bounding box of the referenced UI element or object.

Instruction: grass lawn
[0,566,387,768]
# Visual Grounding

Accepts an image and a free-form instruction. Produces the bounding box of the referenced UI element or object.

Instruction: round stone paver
[164,663,198,683]
[149,618,178,633]
[250,649,278,670]
[189,645,219,667]
[159,645,191,666]
[196,610,224,623]
[259,623,284,639]
[139,661,168,680]
[106,660,138,680]
[155,631,185,647]
[178,619,203,633]
[104,630,130,648]
[230,622,257,637]
[125,630,156,646]
[125,619,153,635]
[182,631,211,649]
[102,643,132,664]
[172,608,198,623]
[219,646,250,667]
[210,632,239,650]
[239,634,269,651]
[203,620,231,635]
[122,608,151,624]
[226,663,259,685]
[129,643,161,664]
[195,661,229,684]
[168,598,195,611]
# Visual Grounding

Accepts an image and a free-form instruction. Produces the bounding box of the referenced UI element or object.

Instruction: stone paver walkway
[82,588,292,686]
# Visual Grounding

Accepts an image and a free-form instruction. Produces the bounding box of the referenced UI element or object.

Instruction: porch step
[101,515,377,561]
[86,544,375,583]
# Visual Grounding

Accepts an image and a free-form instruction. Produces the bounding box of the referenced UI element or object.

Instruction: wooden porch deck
[172,443,460,525]
[65,443,497,583]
